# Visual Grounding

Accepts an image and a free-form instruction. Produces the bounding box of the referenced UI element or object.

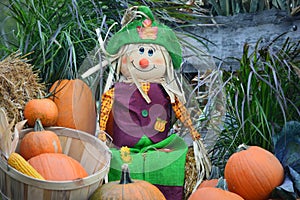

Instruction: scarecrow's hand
[157,148,173,152]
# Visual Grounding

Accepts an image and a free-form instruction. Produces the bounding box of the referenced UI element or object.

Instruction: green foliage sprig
[0,0,113,87]
[211,35,300,173]
[208,0,300,16]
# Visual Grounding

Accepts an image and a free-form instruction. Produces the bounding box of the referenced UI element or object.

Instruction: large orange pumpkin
[90,164,166,200]
[19,119,62,160]
[28,153,88,181]
[24,98,58,127]
[49,79,97,135]
[224,144,284,200]
[188,187,244,200]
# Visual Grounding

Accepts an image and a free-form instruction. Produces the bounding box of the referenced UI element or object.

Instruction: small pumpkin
[197,165,221,189]
[189,177,244,200]
[19,119,62,160]
[24,98,58,127]
[90,164,166,200]
[188,187,244,200]
[198,179,218,188]
[28,153,88,181]
[224,144,284,200]
[49,79,97,135]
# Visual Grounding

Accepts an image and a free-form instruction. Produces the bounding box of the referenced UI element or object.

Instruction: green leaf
[208,0,224,15]
[249,0,258,12]
[273,121,300,198]
[271,174,297,200]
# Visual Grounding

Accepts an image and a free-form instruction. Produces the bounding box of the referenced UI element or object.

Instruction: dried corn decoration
[0,52,45,124]
[8,152,45,180]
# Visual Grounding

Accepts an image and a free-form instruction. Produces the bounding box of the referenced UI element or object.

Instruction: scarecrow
[86,6,211,199]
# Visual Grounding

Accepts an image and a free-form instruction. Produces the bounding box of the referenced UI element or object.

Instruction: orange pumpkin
[198,179,218,188]
[24,98,58,127]
[19,119,62,160]
[188,187,244,200]
[90,164,166,200]
[224,144,284,200]
[49,79,97,135]
[28,153,88,181]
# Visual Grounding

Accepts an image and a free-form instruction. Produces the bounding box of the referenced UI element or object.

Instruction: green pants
[108,134,188,199]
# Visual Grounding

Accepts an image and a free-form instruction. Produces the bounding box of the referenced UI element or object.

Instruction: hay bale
[0,52,45,124]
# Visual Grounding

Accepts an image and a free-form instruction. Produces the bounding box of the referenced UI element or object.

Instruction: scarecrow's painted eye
[139,47,145,54]
[148,49,154,57]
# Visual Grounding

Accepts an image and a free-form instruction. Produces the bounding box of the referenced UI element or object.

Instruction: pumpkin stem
[46,79,68,99]
[208,165,221,179]
[216,177,228,190]
[34,118,45,132]
[237,143,249,152]
[119,164,133,184]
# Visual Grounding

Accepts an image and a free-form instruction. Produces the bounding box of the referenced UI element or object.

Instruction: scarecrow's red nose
[139,58,149,68]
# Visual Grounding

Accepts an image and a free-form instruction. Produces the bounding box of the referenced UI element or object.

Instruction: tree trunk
[181,8,300,73]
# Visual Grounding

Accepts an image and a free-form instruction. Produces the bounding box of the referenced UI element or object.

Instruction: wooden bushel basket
[0,127,111,200]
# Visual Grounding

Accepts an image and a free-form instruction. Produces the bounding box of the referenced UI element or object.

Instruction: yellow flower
[120,146,132,163]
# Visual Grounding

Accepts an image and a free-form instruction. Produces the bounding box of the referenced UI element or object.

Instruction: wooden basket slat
[81,148,96,174]
[68,186,89,200]
[61,137,73,155]
[27,186,43,199]
[67,138,85,163]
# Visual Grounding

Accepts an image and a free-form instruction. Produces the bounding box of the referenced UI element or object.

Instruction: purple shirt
[111,82,172,147]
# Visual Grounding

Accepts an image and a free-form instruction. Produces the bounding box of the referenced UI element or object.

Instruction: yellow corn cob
[8,152,45,180]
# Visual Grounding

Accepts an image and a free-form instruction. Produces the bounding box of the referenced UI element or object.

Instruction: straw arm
[81,26,120,79]
[81,55,118,79]
[81,60,108,79]
[171,97,212,188]
[192,139,212,192]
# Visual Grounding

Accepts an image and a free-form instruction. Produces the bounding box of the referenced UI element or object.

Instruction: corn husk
[0,108,27,159]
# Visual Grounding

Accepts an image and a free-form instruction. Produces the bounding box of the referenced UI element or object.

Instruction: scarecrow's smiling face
[121,44,167,81]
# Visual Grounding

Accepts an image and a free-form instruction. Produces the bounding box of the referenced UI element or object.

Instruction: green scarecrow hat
[106,6,182,70]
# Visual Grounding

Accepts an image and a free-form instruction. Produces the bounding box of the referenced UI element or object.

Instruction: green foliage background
[0,0,299,181]
[1,0,299,88]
